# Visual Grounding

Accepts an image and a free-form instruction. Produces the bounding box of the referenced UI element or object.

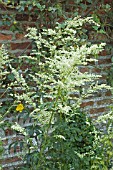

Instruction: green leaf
[8,73,15,81]
[80,3,87,10]
[92,25,99,31]
[98,29,106,34]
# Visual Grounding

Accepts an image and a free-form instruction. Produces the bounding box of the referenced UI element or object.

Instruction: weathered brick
[88,32,108,42]
[30,14,38,22]
[2,156,21,165]
[69,1,74,4]
[21,23,36,31]
[97,99,112,105]
[105,90,112,96]
[91,68,101,73]
[0,33,12,40]
[99,50,110,56]
[98,58,111,65]
[10,42,32,50]
[57,17,65,23]
[15,33,25,40]
[16,14,30,21]
[104,0,112,3]
[80,101,94,108]
[0,25,11,30]
[5,129,14,136]
[79,67,89,73]
[90,107,106,114]
[13,50,31,57]
[100,74,107,80]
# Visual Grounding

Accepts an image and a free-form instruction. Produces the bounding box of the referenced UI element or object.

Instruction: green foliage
[94,110,113,170]
[0,16,113,170]
[1,0,112,83]
[0,0,113,169]
[0,0,113,34]
[0,45,16,119]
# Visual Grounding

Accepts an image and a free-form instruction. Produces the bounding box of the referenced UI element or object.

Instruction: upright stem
[36,111,54,169]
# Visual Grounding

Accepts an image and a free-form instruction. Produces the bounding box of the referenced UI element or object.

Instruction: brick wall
[0,5,34,57]
[0,1,113,169]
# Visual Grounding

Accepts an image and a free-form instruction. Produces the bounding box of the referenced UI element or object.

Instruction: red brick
[98,58,111,65]
[14,50,31,57]
[0,25,11,30]
[97,9,106,15]
[0,33,12,40]
[16,14,30,21]
[89,31,108,42]
[57,17,65,23]
[80,101,94,108]
[30,14,38,22]
[105,90,112,96]
[1,156,21,165]
[97,99,112,105]
[90,107,106,114]
[91,68,101,73]
[5,129,14,136]
[15,33,25,40]
[69,1,74,4]
[99,50,109,56]
[99,74,107,80]
[10,42,32,50]
[79,67,89,73]
[21,23,36,31]
[104,0,112,3]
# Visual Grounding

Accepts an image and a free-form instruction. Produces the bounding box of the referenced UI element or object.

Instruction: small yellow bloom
[16,103,24,112]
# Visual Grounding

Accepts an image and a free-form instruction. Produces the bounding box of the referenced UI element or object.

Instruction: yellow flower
[16,103,24,112]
